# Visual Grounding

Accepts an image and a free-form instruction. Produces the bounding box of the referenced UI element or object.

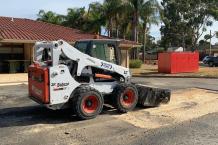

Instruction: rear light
[29,73,44,82]
[38,75,44,82]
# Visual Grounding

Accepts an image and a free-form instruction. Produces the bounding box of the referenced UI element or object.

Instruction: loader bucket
[136,84,171,107]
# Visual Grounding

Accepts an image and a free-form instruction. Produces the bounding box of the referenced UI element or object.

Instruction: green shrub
[129,59,142,68]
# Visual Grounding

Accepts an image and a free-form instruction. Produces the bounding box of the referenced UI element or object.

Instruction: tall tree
[37,10,64,25]
[62,8,86,29]
[84,2,106,34]
[140,0,160,62]
[103,0,124,37]
[123,0,144,42]
[120,0,160,59]
[160,0,218,50]
[36,0,161,49]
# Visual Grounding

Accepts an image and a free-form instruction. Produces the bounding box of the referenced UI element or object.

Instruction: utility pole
[209,30,212,56]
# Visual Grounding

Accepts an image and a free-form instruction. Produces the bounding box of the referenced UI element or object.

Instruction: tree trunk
[131,11,138,42]
[108,17,113,37]
[116,29,119,38]
[123,31,126,40]
[131,10,139,60]
[115,18,119,38]
[143,25,148,63]
[192,34,198,51]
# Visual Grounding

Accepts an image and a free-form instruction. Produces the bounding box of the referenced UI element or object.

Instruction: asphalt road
[129,112,218,145]
[0,78,218,145]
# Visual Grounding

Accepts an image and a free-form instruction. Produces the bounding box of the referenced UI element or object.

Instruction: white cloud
[150,24,161,41]
[202,21,218,44]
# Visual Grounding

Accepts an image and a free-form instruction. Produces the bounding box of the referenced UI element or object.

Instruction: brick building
[0,16,140,73]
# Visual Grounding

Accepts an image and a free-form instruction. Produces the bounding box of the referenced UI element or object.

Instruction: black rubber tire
[71,85,104,120]
[112,83,138,113]
[209,62,214,67]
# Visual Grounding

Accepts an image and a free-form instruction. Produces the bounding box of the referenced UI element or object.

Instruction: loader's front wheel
[113,83,138,113]
[72,86,104,120]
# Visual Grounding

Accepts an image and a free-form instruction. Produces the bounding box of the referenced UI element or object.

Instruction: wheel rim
[82,95,99,114]
[121,89,136,107]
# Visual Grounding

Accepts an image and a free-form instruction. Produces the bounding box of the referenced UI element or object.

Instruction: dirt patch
[115,88,218,129]
[21,124,56,134]
[0,73,28,84]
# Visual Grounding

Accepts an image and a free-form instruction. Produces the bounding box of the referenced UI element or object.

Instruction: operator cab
[74,39,122,65]
[74,39,123,82]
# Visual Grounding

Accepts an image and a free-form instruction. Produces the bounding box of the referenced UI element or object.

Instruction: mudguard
[136,84,171,107]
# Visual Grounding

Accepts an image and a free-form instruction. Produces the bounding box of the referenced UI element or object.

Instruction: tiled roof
[0,16,100,42]
[0,16,140,46]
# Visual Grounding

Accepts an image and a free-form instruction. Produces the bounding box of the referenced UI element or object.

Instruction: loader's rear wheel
[113,83,138,113]
[72,86,104,120]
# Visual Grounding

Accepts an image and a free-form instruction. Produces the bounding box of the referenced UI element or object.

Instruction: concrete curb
[132,75,218,79]
[0,81,28,84]
[0,81,28,86]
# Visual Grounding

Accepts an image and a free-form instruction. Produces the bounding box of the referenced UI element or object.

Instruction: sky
[0,0,217,44]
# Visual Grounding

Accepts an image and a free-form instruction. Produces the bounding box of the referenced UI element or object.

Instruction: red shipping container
[158,52,199,74]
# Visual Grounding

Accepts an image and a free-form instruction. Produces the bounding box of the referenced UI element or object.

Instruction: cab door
[89,41,121,65]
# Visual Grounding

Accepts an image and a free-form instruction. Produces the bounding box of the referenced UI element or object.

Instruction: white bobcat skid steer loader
[28,39,170,120]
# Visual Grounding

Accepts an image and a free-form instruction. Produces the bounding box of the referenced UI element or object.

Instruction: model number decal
[101,62,112,69]
[51,83,69,91]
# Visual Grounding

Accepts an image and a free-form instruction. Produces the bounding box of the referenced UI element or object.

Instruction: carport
[0,42,33,73]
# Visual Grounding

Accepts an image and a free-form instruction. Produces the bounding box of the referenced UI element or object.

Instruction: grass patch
[129,59,143,68]
[131,64,218,78]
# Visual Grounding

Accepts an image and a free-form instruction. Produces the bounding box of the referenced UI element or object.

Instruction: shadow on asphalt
[0,104,152,128]
[0,84,155,129]
[0,106,77,128]
[102,105,151,115]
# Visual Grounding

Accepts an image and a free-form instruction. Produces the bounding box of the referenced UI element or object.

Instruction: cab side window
[105,44,116,63]
[74,42,88,53]
[91,43,117,64]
